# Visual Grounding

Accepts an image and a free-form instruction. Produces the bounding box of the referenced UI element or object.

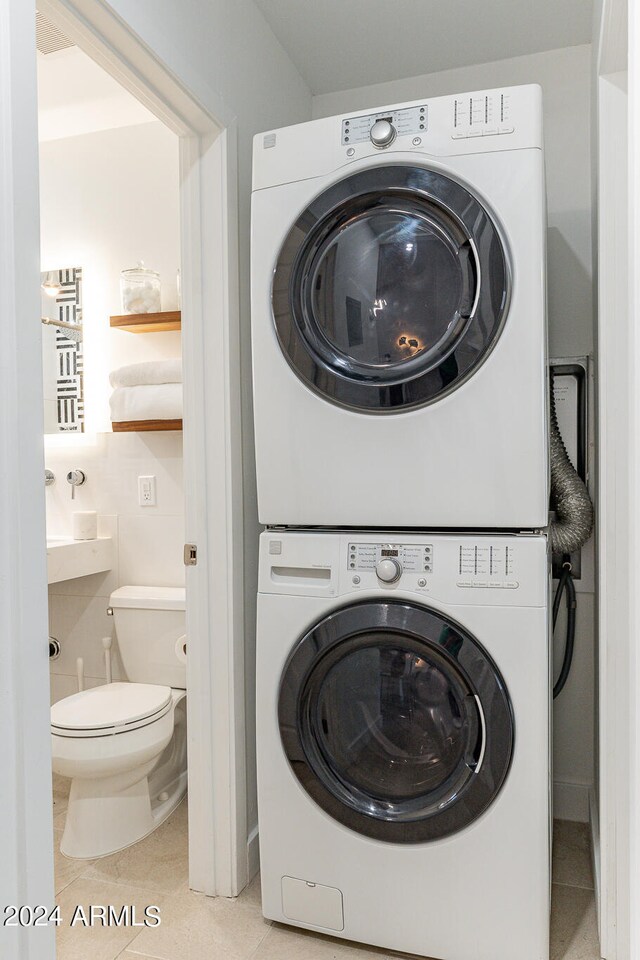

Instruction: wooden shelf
[112,419,183,432]
[110,310,181,333]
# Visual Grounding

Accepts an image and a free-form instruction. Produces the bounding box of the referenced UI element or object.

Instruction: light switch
[138,475,156,506]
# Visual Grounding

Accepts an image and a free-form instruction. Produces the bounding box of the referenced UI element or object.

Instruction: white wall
[40,119,185,703]
[314,44,595,820]
[39,120,181,434]
[46,431,185,702]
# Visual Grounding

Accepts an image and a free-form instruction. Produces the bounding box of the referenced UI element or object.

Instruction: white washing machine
[251,84,548,528]
[256,530,550,960]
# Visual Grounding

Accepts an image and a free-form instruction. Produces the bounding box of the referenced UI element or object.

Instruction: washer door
[278,600,514,843]
[273,165,510,412]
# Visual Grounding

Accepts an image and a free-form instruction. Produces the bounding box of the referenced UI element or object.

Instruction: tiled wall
[45,430,184,703]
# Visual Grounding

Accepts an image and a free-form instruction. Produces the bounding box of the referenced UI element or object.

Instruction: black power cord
[552,558,577,699]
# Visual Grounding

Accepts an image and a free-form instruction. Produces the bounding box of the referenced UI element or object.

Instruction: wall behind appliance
[313,44,595,822]
[41,120,185,703]
[88,0,313,873]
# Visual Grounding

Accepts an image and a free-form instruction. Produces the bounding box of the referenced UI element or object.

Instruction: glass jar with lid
[120,262,161,314]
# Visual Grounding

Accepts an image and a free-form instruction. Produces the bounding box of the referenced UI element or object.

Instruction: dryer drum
[272,165,511,413]
[278,599,515,843]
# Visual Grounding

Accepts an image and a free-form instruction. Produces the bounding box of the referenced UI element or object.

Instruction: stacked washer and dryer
[251,84,550,960]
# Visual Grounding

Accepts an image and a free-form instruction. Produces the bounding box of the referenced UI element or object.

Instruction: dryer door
[278,599,514,843]
[272,164,510,413]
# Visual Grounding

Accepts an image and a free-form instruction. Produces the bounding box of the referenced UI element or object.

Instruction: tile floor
[52,774,600,960]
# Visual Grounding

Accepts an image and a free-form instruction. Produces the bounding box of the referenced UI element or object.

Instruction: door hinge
[184,543,198,566]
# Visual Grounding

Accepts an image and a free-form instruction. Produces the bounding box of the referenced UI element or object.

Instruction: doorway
[2,3,246,955]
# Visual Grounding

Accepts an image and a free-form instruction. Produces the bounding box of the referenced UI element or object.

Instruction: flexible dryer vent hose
[549,378,594,556]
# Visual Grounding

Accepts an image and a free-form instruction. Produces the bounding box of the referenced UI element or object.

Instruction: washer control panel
[452,91,514,139]
[348,542,433,579]
[341,105,428,146]
[456,543,519,589]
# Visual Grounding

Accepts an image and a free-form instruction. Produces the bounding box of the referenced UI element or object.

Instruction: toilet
[51,585,187,860]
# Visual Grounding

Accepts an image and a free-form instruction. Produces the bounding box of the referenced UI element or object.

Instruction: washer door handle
[463,693,487,773]
[473,694,487,774]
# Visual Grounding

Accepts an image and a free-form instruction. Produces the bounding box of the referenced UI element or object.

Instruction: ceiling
[37,45,156,142]
[254,0,594,95]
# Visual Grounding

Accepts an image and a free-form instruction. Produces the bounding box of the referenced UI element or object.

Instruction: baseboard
[589,787,601,937]
[553,779,591,822]
[247,824,260,881]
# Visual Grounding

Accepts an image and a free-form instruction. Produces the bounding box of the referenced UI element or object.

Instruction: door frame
[1,2,56,957]
[28,0,244,908]
[596,0,633,956]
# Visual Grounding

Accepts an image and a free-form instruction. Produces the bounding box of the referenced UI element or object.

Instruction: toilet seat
[51,682,172,738]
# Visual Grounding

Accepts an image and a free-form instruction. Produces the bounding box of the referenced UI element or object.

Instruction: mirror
[41,267,84,434]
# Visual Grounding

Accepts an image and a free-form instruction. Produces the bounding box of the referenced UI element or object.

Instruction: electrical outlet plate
[138,475,156,506]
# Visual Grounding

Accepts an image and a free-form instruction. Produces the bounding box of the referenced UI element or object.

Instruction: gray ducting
[549,379,594,556]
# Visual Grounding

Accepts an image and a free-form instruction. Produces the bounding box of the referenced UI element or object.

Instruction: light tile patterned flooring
[53,774,600,960]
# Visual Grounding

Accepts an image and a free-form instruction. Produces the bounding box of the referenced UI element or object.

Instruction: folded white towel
[110,383,183,423]
[109,358,182,389]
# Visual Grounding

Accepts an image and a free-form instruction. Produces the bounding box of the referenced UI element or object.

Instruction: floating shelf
[110,310,181,333]
[112,419,183,433]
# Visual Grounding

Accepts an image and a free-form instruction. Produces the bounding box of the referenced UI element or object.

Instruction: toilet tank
[110,586,186,689]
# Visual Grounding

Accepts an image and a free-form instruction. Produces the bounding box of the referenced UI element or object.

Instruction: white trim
[247,824,260,881]
[181,126,247,896]
[34,0,246,898]
[37,0,227,135]
[596,0,629,955]
[553,780,591,823]
[590,787,601,935]
[0,2,55,957]
[628,3,640,958]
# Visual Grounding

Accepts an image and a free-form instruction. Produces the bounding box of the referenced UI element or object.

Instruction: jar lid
[121,260,159,278]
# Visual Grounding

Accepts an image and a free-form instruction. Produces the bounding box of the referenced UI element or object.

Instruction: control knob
[376,557,402,583]
[370,119,396,148]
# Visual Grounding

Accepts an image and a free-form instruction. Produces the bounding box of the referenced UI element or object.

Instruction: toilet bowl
[51,585,187,859]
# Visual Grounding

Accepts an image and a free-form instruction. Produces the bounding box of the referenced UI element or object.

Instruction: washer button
[418,577,427,587]
[346,147,355,157]
[352,575,361,585]
[412,136,422,146]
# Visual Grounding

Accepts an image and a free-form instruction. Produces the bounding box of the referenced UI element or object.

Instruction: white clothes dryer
[251,85,548,528]
[256,530,550,960]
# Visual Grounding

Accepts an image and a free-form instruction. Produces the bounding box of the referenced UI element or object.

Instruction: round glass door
[273,165,510,412]
[278,600,514,843]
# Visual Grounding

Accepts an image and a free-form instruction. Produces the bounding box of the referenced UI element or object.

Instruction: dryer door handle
[463,694,487,774]
[466,237,482,320]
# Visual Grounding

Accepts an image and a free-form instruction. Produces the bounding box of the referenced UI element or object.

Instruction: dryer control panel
[452,90,514,138]
[341,104,428,145]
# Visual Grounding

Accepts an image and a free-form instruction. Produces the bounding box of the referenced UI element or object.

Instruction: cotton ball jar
[120,263,161,314]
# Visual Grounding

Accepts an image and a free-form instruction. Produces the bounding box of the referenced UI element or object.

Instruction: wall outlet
[138,475,156,507]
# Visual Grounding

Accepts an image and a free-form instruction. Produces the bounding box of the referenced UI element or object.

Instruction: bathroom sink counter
[46,536,114,585]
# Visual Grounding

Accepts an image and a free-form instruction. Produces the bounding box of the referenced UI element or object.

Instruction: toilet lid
[51,682,172,734]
